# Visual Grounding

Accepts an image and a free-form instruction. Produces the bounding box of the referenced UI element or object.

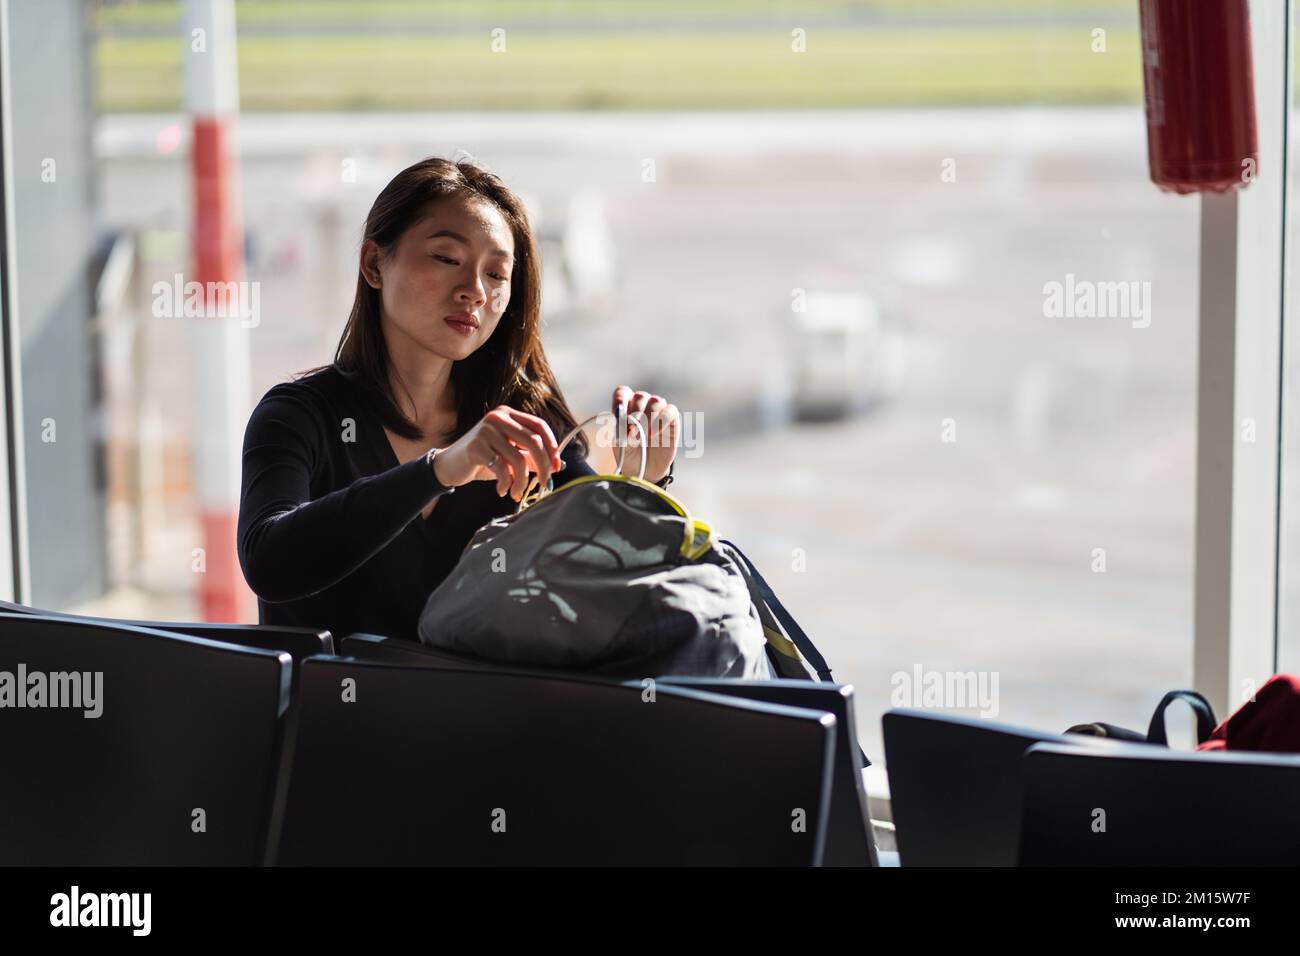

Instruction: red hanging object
[1139,0,1259,194]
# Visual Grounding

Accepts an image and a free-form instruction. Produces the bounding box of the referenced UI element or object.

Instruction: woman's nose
[456,279,486,305]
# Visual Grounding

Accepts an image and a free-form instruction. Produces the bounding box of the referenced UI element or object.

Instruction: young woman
[237,157,679,642]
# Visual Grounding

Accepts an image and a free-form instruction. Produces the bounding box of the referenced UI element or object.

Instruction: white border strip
[1193,0,1287,716]
[0,0,30,604]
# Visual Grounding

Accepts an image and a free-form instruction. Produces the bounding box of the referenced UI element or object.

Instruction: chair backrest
[882,708,1106,866]
[657,676,878,866]
[1020,741,1300,865]
[0,598,333,658]
[338,632,493,670]
[133,622,333,659]
[0,612,292,865]
[278,658,837,865]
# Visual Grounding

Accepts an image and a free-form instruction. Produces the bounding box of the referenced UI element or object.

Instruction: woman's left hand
[611,385,679,484]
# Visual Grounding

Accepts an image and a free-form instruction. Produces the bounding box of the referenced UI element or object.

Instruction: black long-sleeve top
[236,365,599,642]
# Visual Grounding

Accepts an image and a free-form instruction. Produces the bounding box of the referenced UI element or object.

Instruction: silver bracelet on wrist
[425,446,456,494]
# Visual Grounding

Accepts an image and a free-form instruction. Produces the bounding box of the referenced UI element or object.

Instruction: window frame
[1193,0,1291,718]
[0,0,29,605]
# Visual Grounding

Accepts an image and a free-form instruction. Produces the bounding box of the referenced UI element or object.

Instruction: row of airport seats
[883,709,1300,865]
[0,602,880,866]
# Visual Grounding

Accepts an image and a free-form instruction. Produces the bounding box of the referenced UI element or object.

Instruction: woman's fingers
[612,385,634,418]
[487,407,561,471]
[482,407,563,499]
[629,390,651,422]
[506,424,555,494]
[612,386,646,428]
[608,386,637,455]
[608,386,680,483]
[611,386,675,449]
[518,432,552,495]
[645,395,678,445]
[482,432,526,498]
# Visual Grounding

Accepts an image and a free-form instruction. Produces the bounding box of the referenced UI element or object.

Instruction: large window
[3,0,1228,762]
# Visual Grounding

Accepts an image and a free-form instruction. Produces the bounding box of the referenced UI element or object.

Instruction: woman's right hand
[431,406,565,501]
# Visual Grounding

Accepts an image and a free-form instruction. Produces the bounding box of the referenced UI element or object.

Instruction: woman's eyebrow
[425,228,513,260]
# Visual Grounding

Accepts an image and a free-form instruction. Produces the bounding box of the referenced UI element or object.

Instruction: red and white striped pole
[184,0,253,622]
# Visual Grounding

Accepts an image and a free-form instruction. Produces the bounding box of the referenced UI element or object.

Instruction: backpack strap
[1146,690,1218,746]
[719,540,871,769]
[720,538,835,683]
[1064,722,1150,742]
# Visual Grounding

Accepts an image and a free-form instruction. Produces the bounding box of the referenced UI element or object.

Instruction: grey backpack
[416,418,834,682]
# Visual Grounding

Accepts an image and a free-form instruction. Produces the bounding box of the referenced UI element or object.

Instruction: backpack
[416,463,833,683]
[1064,689,1218,746]
[1065,680,1300,755]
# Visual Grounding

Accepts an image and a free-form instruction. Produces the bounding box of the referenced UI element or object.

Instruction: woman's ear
[359,239,383,289]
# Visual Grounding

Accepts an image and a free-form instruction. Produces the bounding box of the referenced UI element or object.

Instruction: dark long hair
[299,156,587,457]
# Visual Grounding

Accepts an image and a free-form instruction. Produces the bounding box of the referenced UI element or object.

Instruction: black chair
[277,658,838,865]
[882,708,1116,866]
[1019,741,1300,865]
[338,638,869,863]
[338,631,494,670]
[0,613,292,865]
[0,598,333,658]
[657,676,879,866]
[139,622,332,659]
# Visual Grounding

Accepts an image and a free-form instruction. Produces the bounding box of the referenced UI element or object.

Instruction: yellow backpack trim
[763,624,801,660]
[519,473,715,561]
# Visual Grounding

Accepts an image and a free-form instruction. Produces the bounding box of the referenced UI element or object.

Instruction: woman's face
[363,194,516,364]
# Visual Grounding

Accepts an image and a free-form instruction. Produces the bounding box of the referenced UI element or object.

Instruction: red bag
[1197,675,1300,754]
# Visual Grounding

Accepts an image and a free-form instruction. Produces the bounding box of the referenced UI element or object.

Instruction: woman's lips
[444,316,477,335]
